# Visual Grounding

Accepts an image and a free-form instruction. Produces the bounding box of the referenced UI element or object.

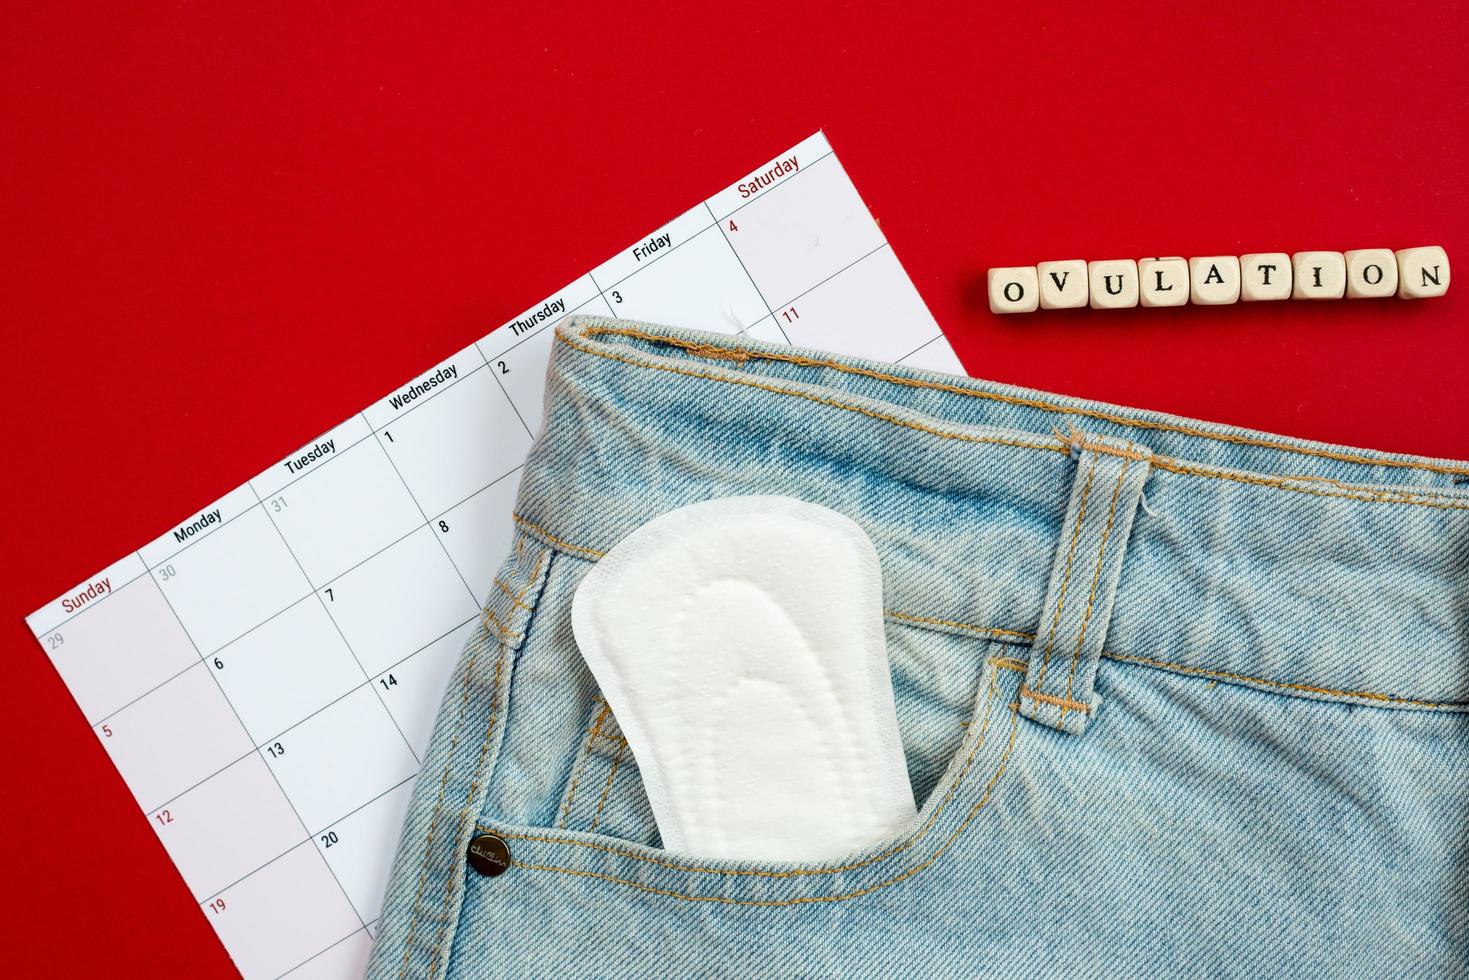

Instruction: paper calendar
[26,132,960,979]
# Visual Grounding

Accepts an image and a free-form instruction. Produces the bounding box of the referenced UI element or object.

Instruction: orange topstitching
[579,323,1469,480]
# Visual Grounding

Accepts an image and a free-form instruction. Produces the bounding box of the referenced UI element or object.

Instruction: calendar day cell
[773,246,941,363]
[377,618,477,758]
[212,598,365,743]
[477,275,600,361]
[599,225,769,336]
[492,319,559,434]
[592,203,716,287]
[435,471,519,600]
[149,754,304,901]
[704,131,832,218]
[154,505,312,655]
[282,929,373,979]
[263,438,425,584]
[251,415,374,500]
[723,153,887,310]
[43,574,199,724]
[897,335,965,375]
[262,685,418,834]
[322,525,479,677]
[99,662,253,812]
[316,778,415,923]
[204,840,362,980]
[376,366,532,518]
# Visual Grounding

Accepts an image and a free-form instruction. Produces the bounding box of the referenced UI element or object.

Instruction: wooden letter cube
[1344,249,1398,298]
[1037,260,1089,310]
[1138,257,1188,307]
[1240,253,1291,301]
[1395,246,1450,299]
[1088,259,1139,309]
[1291,252,1346,300]
[987,266,1039,314]
[1189,256,1241,305]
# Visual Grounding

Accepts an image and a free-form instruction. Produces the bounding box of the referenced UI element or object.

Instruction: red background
[3,3,1465,974]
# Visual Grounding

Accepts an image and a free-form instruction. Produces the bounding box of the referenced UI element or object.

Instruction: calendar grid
[201,770,419,919]
[141,612,477,822]
[364,419,484,611]
[144,564,369,936]
[88,457,525,733]
[707,199,792,343]
[246,481,424,767]
[30,132,961,979]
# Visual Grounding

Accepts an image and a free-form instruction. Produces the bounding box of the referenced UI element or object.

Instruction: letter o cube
[987,266,1039,314]
[1344,249,1398,299]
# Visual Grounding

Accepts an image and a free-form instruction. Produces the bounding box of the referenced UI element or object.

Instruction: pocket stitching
[558,702,613,829]
[486,657,1018,881]
[504,692,1021,905]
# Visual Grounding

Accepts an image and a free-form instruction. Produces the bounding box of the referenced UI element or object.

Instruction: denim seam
[884,611,1032,643]
[423,646,509,974]
[1035,454,1098,689]
[500,693,1021,905]
[558,333,1069,454]
[480,607,521,645]
[1059,450,1135,723]
[577,324,1469,480]
[589,741,628,834]
[512,513,609,558]
[897,616,1469,710]
[396,637,493,979]
[559,331,1469,509]
[487,658,1010,878]
[493,577,533,610]
[560,703,613,829]
[397,551,543,980]
[1103,652,1467,711]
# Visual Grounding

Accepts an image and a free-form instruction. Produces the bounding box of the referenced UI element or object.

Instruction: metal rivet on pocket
[467,834,511,877]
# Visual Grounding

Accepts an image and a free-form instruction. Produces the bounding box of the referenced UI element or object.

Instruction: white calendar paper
[26,132,960,979]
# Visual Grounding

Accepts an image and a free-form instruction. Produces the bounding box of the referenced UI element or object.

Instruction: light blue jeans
[369,316,1469,978]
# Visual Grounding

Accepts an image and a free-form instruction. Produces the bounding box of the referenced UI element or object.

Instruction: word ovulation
[987,246,1449,314]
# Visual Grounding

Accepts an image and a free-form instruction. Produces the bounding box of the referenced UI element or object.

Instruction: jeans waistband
[513,316,1469,711]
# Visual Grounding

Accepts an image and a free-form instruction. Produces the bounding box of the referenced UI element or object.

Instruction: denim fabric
[368,316,1469,979]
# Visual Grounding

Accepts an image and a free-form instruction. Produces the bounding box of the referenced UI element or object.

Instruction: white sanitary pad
[570,495,917,862]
